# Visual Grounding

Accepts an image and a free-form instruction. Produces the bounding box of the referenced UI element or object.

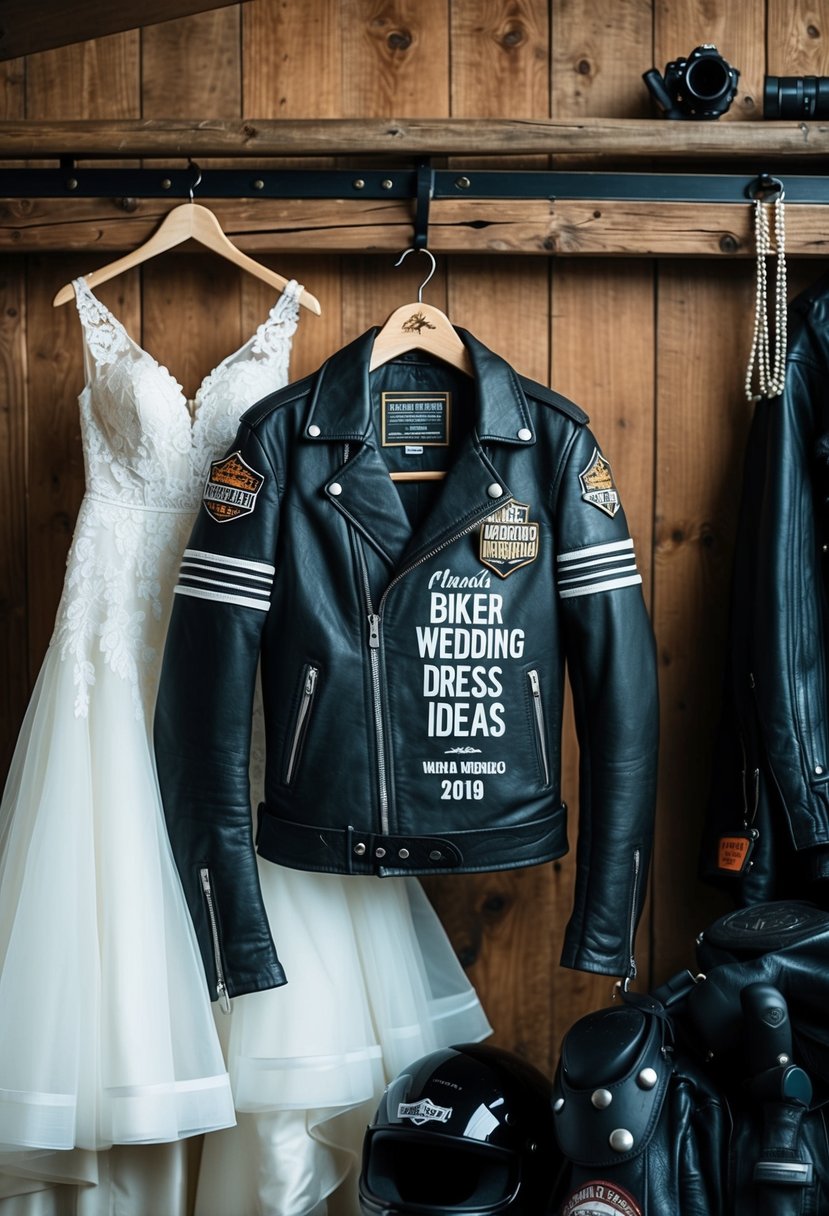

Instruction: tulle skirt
[0,647,235,1161]
[194,863,493,1216]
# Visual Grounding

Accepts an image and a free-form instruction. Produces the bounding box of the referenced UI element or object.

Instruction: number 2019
[440,779,484,800]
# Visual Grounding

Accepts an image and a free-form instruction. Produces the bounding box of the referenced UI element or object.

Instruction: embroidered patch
[561,1180,643,1215]
[478,500,539,578]
[579,448,620,517]
[203,451,265,523]
[398,1098,452,1126]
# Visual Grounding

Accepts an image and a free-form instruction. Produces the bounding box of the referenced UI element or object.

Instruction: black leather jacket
[703,275,829,902]
[154,328,659,1001]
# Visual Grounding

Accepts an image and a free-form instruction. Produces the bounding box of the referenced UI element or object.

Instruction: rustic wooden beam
[0,1,236,61]
[0,117,826,160]
[0,196,818,256]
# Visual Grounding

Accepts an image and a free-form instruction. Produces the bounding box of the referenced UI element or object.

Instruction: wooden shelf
[0,116,827,160]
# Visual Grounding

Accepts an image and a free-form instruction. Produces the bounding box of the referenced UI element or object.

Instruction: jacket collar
[303,326,535,571]
[304,326,534,443]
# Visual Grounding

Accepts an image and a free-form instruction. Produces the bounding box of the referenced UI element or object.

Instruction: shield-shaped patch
[202,451,265,523]
[478,500,540,578]
[579,447,620,517]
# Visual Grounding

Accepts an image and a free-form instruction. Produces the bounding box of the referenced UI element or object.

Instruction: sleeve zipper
[199,866,231,1013]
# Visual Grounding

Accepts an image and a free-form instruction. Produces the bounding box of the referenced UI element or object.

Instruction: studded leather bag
[552,900,829,1216]
[551,976,728,1216]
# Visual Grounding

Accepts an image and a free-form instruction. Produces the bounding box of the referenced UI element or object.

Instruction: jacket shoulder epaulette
[518,374,589,425]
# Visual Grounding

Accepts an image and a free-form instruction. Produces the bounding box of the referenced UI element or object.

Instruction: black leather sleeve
[154,422,287,1000]
[553,424,659,978]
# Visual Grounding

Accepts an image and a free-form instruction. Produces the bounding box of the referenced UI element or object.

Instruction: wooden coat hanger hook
[53,163,321,314]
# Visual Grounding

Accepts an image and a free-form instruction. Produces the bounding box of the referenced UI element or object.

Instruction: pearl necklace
[744,189,787,402]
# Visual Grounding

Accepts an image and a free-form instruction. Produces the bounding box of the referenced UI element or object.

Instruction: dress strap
[72,278,131,372]
[251,281,303,359]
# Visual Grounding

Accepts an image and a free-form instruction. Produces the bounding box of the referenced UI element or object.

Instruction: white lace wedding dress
[0,278,491,1216]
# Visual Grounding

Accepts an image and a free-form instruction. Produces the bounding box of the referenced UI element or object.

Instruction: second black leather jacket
[702,274,829,902]
[154,327,659,1001]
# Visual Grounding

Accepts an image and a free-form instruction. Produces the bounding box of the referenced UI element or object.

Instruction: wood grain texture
[343,0,450,117]
[3,196,829,256]
[552,0,652,118]
[142,8,241,119]
[25,36,140,121]
[242,0,342,119]
[3,115,829,157]
[767,0,829,76]
[450,0,549,120]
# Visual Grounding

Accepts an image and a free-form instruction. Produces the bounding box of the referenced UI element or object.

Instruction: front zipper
[284,664,319,783]
[199,867,231,1012]
[355,507,501,837]
[527,668,550,786]
[625,848,641,987]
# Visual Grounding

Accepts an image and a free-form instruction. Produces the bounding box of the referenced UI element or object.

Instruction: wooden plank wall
[1,0,827,1079]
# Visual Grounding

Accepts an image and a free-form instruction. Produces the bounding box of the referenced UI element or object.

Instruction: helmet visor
[361,1129,519,1214]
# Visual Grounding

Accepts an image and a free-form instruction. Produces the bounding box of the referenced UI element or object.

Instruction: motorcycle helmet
[358,1042,563,1215]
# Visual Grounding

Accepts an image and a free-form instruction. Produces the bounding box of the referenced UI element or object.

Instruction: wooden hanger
[370,248,472,483]
[52,165,321,313]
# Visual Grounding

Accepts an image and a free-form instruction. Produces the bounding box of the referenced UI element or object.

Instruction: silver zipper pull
[529,669,541,698]
[305,667,318,696]
[368,613,380,648]
[216,981,232,1014]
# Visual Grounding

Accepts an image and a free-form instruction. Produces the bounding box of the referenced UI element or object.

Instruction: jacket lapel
[302,326,536,572]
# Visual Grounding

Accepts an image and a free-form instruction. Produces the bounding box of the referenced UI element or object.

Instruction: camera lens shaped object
[764,75,829,119]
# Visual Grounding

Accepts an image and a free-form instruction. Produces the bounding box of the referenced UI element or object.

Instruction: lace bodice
[51,277,301,717]
[74,277,301,511]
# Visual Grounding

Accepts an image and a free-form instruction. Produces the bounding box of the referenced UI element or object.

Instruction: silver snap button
[398,848,410,859]
[329,482,343,496]
[817,765,824,775]
[637,1068,658,1090]
[591,1089,612,1109]
[375,846,386,858]
[553,1097,565,1113]
[487,483,503,498]
[428,849,443,861]
[609,1128,634,1153]
[517,428,532,441]
[307,424,321,437]
[353,842,366,856]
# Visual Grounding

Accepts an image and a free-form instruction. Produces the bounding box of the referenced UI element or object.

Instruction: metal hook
[745,172,785,202]
[187,159,203,202]
[393,247,437,303]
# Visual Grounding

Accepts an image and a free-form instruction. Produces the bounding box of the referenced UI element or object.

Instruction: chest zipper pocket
[528,668,550,787]
[198,867,231,1013]
[284,664,319,785]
